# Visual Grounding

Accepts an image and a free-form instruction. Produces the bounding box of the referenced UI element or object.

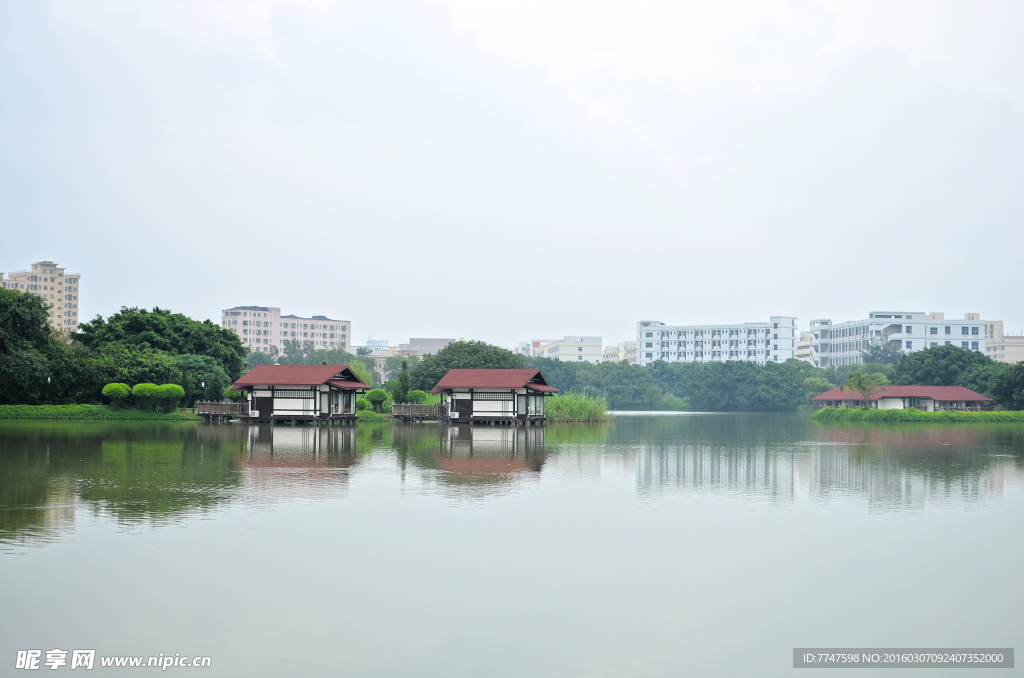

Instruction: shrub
[407,390,427,404]
[157,383,186,411]
[546,392,610,422]
[356,397,369,411]
[132,383,160,410]
[101,383,130,408]
[365,389,389,413]
[811,407,1024,423]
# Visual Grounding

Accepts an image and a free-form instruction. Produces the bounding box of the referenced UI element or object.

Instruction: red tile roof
[813,385,992,402]
[230,365,369,391]
[430,369,559,394]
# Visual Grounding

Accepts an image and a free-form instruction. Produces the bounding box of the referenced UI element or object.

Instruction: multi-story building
[636,317,795,367]
[795,331,813,363]
[221,306,350,353]
[536,336,603,363]
[514,339,557,357]
[399,338,454,356]
[808,311,992,368]
[603,341,638,363]
[1,260,83,332]
[979,319,1024,364]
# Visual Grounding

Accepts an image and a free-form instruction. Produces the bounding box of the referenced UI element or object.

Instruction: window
[930,342,937,347]
[945,341,950,345]
[645,332,652,338]
[962,341,968,348]
[645,353,653,359]
[645,342,652,348]
[944,326,951,335]
[773,323,778,329]
[930,327,937,335]
[972,326,979,335]
[971,341,979,350]
[906,341,912,349]
[961,326,969,335]
[905,326,912,333]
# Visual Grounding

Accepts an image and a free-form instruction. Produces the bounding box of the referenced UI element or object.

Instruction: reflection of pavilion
[238,425,362,499]
[434,425,547,475]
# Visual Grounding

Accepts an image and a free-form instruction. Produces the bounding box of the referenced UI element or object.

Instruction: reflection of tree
[0,422,244,545]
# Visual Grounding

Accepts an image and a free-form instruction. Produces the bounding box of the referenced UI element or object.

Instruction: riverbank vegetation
[0,405,198,420]
[545,393,610,422]
[811,408,1024,423]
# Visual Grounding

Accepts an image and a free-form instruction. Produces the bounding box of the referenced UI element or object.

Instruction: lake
[1,415,1022,676]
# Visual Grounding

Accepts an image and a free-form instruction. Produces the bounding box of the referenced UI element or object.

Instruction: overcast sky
[2,0,1023,346]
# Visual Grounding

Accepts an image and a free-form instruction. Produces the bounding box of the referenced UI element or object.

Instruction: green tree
[170,354,230,406]
[890,344,993,387]
[348,361,374,387]
[0,287,51,355]
[76,307,247,380]
[990,362,1024,410]
[859,338,904,365]
[84,344,181,391]
[246,350,276,367]
[841,372,889,406]
[101,383,130,408]
[392,361,410,404]
[410,341,527,391]
[804,376,833,399]
[365,389,389,413]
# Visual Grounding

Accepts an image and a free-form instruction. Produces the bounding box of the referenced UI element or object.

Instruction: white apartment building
[221,306,350,352]
[536,336,603,363]
[979,320,1024,364]
[809,311,992,368]
[1,260,83,332]
[637,317,796,367]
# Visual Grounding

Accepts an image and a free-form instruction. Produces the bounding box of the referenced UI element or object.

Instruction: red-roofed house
[430,369,558,425]
[812,385,992,411]
[230,364,370,423]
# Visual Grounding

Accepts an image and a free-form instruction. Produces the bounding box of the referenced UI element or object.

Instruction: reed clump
[545,392,610,422]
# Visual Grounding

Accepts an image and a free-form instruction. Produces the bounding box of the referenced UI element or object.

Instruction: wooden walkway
[392,403,441,422]
[196,402,249,421]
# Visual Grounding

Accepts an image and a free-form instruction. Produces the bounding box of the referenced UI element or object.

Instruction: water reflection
[2,416,1023,547]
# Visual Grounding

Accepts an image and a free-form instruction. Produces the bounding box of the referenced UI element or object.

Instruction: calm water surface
[1,415,1022,676]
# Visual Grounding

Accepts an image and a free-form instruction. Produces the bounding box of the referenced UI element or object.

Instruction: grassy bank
[0,405,198,421]
[812,408,1024,423]
[545,393,610,422]
[357,410,393,422]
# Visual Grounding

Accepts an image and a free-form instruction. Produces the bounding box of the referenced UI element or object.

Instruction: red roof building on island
[431,368,558,424]
[813,385,992,411]
[230,365,370,423]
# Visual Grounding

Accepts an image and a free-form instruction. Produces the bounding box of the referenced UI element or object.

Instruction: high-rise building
[221,306,350,353]
[637,317,796,367]
[1,260,83,332]
[808,311,994,368]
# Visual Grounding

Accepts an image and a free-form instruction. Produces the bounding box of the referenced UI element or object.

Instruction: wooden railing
[196,402,249,416]
[392,403,441,419]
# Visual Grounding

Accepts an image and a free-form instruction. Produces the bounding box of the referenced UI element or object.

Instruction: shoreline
[812,408,1024,423]
[0,405,198,421]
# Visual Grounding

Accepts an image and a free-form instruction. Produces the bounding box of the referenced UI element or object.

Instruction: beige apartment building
[604,341,638,363]
[981,319,1024,364]
[221,306,350,353]
[1,260,83,332]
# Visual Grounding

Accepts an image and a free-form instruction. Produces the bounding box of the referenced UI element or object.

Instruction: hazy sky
[2,0,1023,346]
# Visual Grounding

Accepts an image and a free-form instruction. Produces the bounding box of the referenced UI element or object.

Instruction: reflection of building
[0,259,82,331]
[812,385,992,411]
[809,311,996,368]
[221,306,351,352]
[637,317,795,366]
[239,424,361,500]
[437,425,547,475]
